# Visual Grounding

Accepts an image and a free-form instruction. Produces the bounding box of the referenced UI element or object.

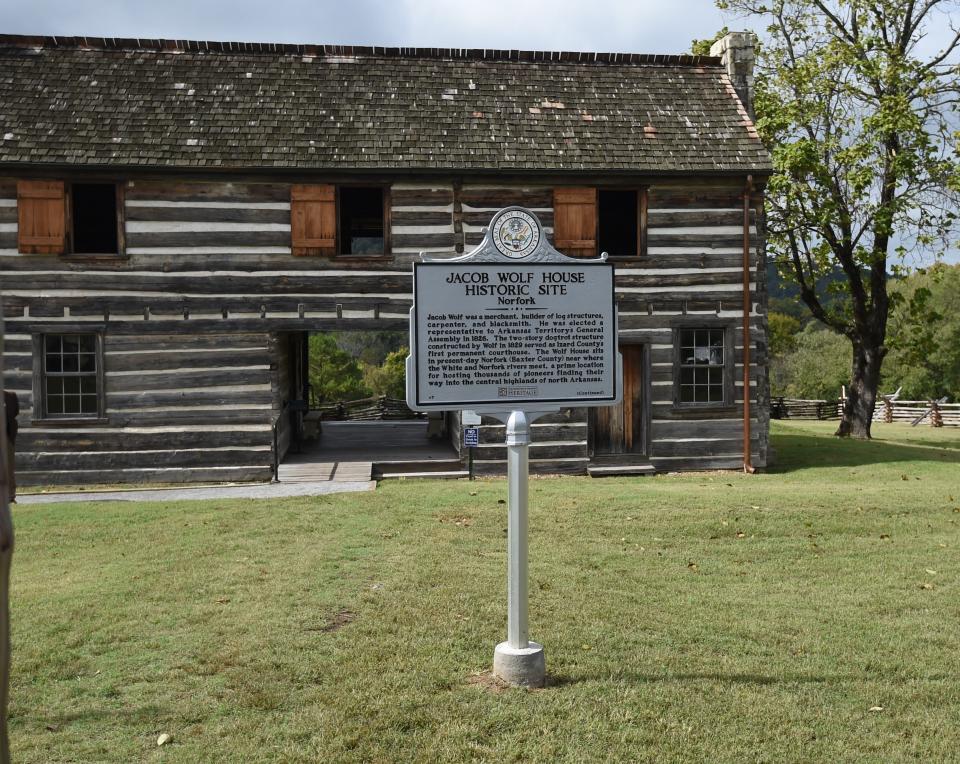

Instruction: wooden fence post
[884,399,893,423]
[931,399,943,428]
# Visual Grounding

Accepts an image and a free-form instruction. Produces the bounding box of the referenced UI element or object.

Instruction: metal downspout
[743,175,756,473]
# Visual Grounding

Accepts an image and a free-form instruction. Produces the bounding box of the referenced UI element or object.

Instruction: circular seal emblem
[491,209,541,259]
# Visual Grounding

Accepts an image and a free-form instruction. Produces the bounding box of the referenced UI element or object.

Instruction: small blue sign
[464,427,479,447]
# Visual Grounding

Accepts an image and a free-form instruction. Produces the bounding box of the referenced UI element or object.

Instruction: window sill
[61,254,129,264]
[671,403,738,414]
[334,254,393,262]
[31,417,110,427]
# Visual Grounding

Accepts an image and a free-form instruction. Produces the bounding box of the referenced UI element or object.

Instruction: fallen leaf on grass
[868,706,883,713]
[920,583,934,590]
[736,531,746,539]
[900,474,909,481]
[925,569,938,575]
[157,733,172,746]
[687,561,699,572]
[880,534,891,540]
[215,597,230,604]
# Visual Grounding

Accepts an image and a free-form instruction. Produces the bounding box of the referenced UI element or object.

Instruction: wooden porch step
[372,459,464,480]
[277,461,372,483]
[587,464,656,477]
[378,470,470,481]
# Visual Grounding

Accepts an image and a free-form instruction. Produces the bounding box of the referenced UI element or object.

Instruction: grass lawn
[9,421,960,763]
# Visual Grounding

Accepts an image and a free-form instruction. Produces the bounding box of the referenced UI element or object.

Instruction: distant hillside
[766,259,864,320]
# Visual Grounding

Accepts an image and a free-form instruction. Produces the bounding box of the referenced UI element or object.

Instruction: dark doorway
[591,343,648,458]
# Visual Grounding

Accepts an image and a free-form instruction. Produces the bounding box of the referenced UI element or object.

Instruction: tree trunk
[836,341,885,439]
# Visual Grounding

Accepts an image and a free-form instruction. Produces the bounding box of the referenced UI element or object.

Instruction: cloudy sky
[0,0,739,54]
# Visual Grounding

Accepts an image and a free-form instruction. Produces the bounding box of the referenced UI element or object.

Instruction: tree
[363,347,409,399]
[308,333,370,402]
[768,310,803,356]
[720,0,960,437]
[774,322,852,399]
[882,263,960,398]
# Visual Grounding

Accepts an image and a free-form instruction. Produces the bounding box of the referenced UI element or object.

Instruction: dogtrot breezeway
[277,420,465,483]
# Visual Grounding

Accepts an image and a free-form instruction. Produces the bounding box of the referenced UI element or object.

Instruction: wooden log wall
[624,183,768,471]
[0,176,768,484]
[8,331,276,486]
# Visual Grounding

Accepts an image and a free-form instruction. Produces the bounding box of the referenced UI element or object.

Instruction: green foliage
[772,322,850,399]
[767,311,802,356]
[330,331,406,366]
[363,347,409,399]
[882,263,960,399]
[690,26,730,55]
[308,333,370,402]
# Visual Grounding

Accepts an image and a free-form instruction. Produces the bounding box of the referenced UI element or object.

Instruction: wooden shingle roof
[0,35,772,174]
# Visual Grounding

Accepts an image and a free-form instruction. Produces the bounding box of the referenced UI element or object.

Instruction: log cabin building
[0,32,772,486]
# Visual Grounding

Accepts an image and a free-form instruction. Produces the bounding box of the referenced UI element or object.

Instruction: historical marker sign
[405,207,621,689]
[408,211,618,412]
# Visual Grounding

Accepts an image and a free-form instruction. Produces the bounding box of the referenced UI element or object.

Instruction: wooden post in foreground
[0,303,13,764]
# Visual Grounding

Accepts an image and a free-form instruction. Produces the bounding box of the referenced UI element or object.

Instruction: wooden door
[592,344,646,457]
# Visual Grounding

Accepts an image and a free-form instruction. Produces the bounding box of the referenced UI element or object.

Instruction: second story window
[598,190,639,258]
[72,183,119,254]
[338,186,385,255]
[553,186,646,259]
[17,179,123,256]
[291,184,389,258]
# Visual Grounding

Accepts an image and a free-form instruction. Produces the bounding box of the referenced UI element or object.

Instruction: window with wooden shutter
[291,184,336,256]
[18,180,66,255]
[552,187,597,258]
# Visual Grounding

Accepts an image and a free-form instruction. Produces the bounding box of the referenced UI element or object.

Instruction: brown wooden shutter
[291,184,336,256]
[18,180,66,254]
[553,187,597,258]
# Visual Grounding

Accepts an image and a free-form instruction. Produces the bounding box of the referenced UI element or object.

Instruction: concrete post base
[493,641,545,688]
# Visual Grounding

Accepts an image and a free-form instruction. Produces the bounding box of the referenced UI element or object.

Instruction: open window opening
[598,189,638,258]
[338,187,385,255]
[71,183,119,254]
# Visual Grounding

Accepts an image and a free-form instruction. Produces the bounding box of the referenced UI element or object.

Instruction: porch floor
[278,420,460,483]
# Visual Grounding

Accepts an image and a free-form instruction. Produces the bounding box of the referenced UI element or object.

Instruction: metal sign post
[406,207,621,688]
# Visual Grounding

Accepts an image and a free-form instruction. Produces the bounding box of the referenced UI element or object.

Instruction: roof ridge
[0,33,721,67]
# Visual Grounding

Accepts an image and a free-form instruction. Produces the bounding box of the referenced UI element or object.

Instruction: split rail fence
[772,396,959,427]
[311,395,423,421]
[872,399,960,427]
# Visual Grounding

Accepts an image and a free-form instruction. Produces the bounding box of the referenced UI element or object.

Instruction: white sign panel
[410,261,617,409]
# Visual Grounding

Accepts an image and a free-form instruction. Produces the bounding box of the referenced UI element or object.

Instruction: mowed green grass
[9,421,960,763]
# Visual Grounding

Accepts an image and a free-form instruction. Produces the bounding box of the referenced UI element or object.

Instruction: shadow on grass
[769,431,960,473]
[548,670,957,688]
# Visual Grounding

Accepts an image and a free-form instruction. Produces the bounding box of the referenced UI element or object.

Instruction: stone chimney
[710,31,757,120]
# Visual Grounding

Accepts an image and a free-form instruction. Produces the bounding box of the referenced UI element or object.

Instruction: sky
[0,0,739,54]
